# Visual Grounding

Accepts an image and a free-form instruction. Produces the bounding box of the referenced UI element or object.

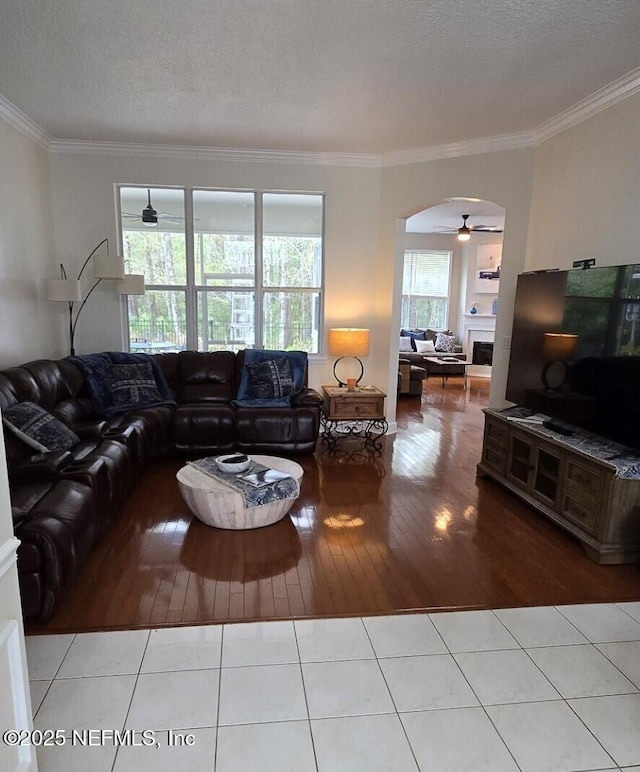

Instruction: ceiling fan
[122,189,185,227]
[437,214,503,241]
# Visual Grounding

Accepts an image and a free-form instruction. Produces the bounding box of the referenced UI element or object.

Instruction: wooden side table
[321,385,388,451]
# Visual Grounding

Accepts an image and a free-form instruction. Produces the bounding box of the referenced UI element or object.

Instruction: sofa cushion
[110,362,162,406]
[435,332,457,353]
[245,357,294,399]
[400,329,427,351]
[399,336,413,353]
[3,401,80,452]
[415,339,437,354]
[236,349,307,403]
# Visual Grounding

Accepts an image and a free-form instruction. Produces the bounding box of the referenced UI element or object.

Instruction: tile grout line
[110,628,152,772]
[435,615,525,772]
[292,619,320,772]
[31,633,77,722]
[213,623,225,772]
[359,616,422,772]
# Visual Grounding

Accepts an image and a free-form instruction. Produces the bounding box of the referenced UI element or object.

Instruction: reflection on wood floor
[32,377,640,633]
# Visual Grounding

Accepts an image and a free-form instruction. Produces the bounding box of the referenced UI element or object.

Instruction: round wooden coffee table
[177,454,303,530]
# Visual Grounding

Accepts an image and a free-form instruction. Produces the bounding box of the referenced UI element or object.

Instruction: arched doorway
[393,197,505,400]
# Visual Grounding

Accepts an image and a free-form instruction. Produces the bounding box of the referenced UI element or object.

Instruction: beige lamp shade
[46,278,82,302]
[94,254,125,279]
[328,328,370,357]
[115,274,146,295]
[543,333,578,361]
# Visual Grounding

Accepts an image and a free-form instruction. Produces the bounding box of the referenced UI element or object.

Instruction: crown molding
[0,94,51,148]
[4,66,640,166]
[49,138,381,168]
[533,66,640,144]
[379,131,536,167]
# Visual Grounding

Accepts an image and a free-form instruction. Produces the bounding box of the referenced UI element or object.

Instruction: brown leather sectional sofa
[0,350,322,623]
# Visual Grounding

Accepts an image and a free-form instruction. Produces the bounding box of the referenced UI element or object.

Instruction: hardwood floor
[31,377,640,634]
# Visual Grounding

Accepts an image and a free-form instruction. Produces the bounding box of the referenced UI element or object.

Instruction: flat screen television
[506,263,640,449]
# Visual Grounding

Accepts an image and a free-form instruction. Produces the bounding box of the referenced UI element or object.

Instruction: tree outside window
[119,188,323,353]
[402,250,451,329]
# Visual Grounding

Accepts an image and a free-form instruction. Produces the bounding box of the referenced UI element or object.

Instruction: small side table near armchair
[321,385,388,450]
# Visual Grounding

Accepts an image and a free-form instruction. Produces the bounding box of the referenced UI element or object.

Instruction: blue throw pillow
[245,357,294,399]
[2,401,79,452]
[110,363,161,406]
[400,329,427,351]
[237,350,307,401]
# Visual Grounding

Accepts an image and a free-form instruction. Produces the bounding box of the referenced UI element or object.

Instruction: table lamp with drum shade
[328,327,370,387]
[541,333,578,390]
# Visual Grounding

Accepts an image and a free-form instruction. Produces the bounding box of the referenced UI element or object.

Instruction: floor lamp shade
[94,254,125,279]
[46,278,82,302]
[115,274,146,295]
[328,328,370,357]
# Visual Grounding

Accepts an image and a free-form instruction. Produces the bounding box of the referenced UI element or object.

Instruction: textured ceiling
[1,0,640,153]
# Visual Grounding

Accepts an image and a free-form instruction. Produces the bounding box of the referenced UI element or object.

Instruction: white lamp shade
[94,254,125,279]
[115,274,146,295]
[328,328,370,357]
[46,278,81,302]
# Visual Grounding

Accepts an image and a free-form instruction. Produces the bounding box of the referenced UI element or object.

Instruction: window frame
[401,248,452,330]
[116,186,325,354]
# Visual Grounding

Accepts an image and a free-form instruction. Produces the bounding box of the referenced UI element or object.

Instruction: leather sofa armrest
[101,424,136,443]
[453,344,463,353]
[292,388,323,408]
[11,451,74,482]
[70,421,107,440]
[60,456,109,493]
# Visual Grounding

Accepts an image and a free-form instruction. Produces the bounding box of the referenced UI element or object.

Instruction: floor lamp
[46,238,145,355]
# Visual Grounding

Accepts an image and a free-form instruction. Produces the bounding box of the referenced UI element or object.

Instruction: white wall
[48,147,537,421]
[13,89,640,417]
[378,148,537,415]
[48,152,382,389]
[0,120,60,366]
[527,91,640,271]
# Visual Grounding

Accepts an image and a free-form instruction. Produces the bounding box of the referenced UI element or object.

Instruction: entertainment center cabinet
[478,408,640,564]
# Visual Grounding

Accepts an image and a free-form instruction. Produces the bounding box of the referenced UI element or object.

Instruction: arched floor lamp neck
[332,356,365,387]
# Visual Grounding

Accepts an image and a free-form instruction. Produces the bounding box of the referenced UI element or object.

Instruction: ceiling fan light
[142,188,158,225]
[142,205,158,226]
[457,229,471,242]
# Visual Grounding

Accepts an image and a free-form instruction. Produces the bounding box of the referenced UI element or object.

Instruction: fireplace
[472,341,494,366]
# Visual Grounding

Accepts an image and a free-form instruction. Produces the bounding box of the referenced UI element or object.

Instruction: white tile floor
[25,602,640,772]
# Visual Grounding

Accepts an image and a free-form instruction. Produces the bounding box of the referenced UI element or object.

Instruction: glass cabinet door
[533,447,561,504]
[508,435,533,488]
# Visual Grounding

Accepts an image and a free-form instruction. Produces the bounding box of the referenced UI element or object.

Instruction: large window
[401,250,451,329]
[118,187,324,353]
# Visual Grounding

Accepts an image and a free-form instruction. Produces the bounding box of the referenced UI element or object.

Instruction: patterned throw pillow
[435,332,457,353]
[110,363,161,406]
[399,336,413,353]
[245,357,294,399]
[2,401,79,452]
